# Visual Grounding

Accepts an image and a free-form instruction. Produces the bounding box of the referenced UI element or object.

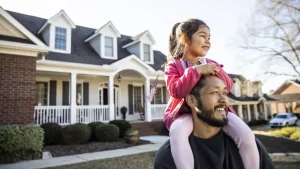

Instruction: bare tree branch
[264,71,300,77]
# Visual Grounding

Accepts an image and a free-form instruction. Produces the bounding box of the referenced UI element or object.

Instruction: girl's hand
[195,63,220,75]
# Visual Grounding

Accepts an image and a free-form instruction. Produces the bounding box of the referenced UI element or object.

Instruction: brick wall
[0,53,36,125]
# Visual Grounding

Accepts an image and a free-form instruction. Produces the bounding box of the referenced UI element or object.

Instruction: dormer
[38,10,75,54]
[122,30,156,64]
[85,21,121,60]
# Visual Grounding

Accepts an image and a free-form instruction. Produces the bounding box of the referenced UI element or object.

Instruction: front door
[133,86,143,119]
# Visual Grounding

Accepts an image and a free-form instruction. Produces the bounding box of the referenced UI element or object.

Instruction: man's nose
[218,94,228,105]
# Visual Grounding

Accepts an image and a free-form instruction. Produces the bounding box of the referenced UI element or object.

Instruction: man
[154,75,275,169]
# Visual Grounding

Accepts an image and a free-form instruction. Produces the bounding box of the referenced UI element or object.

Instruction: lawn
[45,151,300,169]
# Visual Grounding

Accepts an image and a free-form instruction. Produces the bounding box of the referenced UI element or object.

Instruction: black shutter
[128,85,133,115]
[163,86,167,104]
[62,81,69,105]
[142,85,145,105]
[83,82,89,105]
[49,80,57,105]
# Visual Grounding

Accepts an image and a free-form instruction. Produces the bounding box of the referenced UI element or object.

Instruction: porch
[34,69,167,126]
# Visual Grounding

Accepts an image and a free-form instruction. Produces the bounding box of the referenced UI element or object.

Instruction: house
[0,7,273,127]
[267,79,300,115]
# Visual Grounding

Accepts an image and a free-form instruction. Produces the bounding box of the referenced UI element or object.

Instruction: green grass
[44,152,300,169]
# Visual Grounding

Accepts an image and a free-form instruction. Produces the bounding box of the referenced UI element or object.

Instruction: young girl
[163,19,259,169]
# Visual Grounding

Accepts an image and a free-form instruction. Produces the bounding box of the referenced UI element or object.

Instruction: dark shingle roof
[7,11,166,71]
[292,79,300,85]
[228,92,260,102]
[263,94,277,101]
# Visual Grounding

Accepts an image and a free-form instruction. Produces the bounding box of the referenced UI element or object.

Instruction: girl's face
[186,26,211,57]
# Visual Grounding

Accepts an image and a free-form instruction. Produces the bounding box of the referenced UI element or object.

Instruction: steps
[131,121,169,136]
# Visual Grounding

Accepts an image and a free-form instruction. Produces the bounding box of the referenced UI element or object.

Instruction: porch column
[108,75,115,121]
[247,104,251,121]
[276,103,279,113]
[254,104,258,120]
[145,77,152,122]
[70,72,77,124]
[238,104,243,120]
[264,103,268,120]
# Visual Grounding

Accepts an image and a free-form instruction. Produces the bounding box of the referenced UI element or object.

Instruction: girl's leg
[170,114,194,169]
[223,112,259,169]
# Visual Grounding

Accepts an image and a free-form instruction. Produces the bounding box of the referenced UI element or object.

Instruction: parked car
[269,113,298,128]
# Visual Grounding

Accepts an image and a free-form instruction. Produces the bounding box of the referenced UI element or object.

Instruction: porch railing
[151,104,167,120]
[77,105,110,124]
[34,106,71,125]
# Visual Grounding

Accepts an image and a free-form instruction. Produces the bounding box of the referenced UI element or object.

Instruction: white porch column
[70,72,77,124]
[247,104,251,121]
[145,77,152,122]
[108,75,115,121]
[264,103,268,120]
[276,103,279,113]
[238,104,243,120]
[254,104,258,120]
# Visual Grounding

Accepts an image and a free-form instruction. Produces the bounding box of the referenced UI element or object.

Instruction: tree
[240,0,300,78]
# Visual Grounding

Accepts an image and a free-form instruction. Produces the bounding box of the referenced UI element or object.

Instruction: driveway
[251,120,300,131]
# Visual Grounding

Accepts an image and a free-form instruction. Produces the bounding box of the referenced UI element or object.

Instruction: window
[55,27,67,50]
[76,84,82,105]
[105,36,114,56]
[143,44,151,62]
[133,86,142,112]
[36,82,48,106]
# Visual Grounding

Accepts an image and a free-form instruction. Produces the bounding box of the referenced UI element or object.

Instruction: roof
[291,79,300,85]
[228,92,260,102]
[263,94,277,101]
[7,10,166,71]
[270,79,300,95]
[266,94,300,102]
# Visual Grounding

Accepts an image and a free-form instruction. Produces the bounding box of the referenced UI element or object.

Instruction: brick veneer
[0,53,36,125]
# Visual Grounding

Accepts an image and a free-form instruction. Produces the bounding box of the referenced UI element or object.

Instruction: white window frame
[143,44,151,62]
[101,35,118,60]
[140,43,154,64]
[36,81,50,106]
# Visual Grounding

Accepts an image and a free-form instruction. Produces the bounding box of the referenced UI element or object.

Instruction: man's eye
[211,91,218,94]
[222,92,227,96]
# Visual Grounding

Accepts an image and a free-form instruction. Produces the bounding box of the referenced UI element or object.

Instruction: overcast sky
[2,0,289,93]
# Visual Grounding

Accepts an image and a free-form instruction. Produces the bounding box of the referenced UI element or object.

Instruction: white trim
[0,40,49,52]
[140,30,156,44]
[38,10,76,34]
[102,35,117,59]
[122,40,140,48]
[110,54,156,72]
[85,21,121,42]
[0,48,39,57]
[142,43,154,64]
[132,83,143,86]
[0,7,48,47]
[36,77,51,81]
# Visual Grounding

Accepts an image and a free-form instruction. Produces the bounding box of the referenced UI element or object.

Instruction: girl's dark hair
[163,19,209,67]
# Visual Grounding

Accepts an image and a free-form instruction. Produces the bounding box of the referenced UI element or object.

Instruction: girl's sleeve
[164,61,201,99]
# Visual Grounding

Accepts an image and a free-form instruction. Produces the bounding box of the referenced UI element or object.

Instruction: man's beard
[194,96,228,127]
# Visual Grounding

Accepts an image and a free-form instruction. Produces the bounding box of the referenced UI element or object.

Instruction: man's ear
[186,94,197,109]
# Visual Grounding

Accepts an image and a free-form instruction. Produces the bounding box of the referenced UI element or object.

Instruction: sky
[1,0,291,93]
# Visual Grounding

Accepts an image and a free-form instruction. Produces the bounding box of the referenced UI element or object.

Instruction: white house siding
[127,42,140,58]
[89,35,101,56]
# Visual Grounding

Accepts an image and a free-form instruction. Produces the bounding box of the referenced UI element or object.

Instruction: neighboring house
[267,79,300,115]
[0,8,273,126]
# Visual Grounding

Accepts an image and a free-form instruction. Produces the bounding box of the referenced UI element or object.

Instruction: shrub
[95,124,119,142]
[40,123,62,145]
[270,130,284,137]
[62,123,91,144]
[280,127,300,138]
[290,131,300,140]
[88,122,105,140]
[0,125,44,164]
[247,119,268,126]
[109,120,132,138]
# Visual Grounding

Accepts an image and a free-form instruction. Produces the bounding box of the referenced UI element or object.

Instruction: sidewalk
[0,136,169,169]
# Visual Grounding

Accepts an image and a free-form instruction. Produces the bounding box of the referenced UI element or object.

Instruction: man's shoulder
[154,140,176,169]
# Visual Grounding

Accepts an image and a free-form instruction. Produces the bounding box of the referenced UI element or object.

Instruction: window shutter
[83,82,89,105]
[163,86,167,104]
[62,81,69,105]
[128,85,133,115]
[50,80,57,105]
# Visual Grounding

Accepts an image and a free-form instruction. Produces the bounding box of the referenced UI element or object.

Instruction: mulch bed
[255,134,300,153]
[43,139,151,157]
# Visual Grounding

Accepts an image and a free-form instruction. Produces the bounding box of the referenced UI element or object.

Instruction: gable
[110,54,155,72]
[141,33,154,44]
[0,15,26,38]
[98,25,119,37]
[280,84,300,95]
[50,16,72,28]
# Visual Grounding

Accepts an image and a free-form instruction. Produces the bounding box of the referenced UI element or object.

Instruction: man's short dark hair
[190,76,207,98]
